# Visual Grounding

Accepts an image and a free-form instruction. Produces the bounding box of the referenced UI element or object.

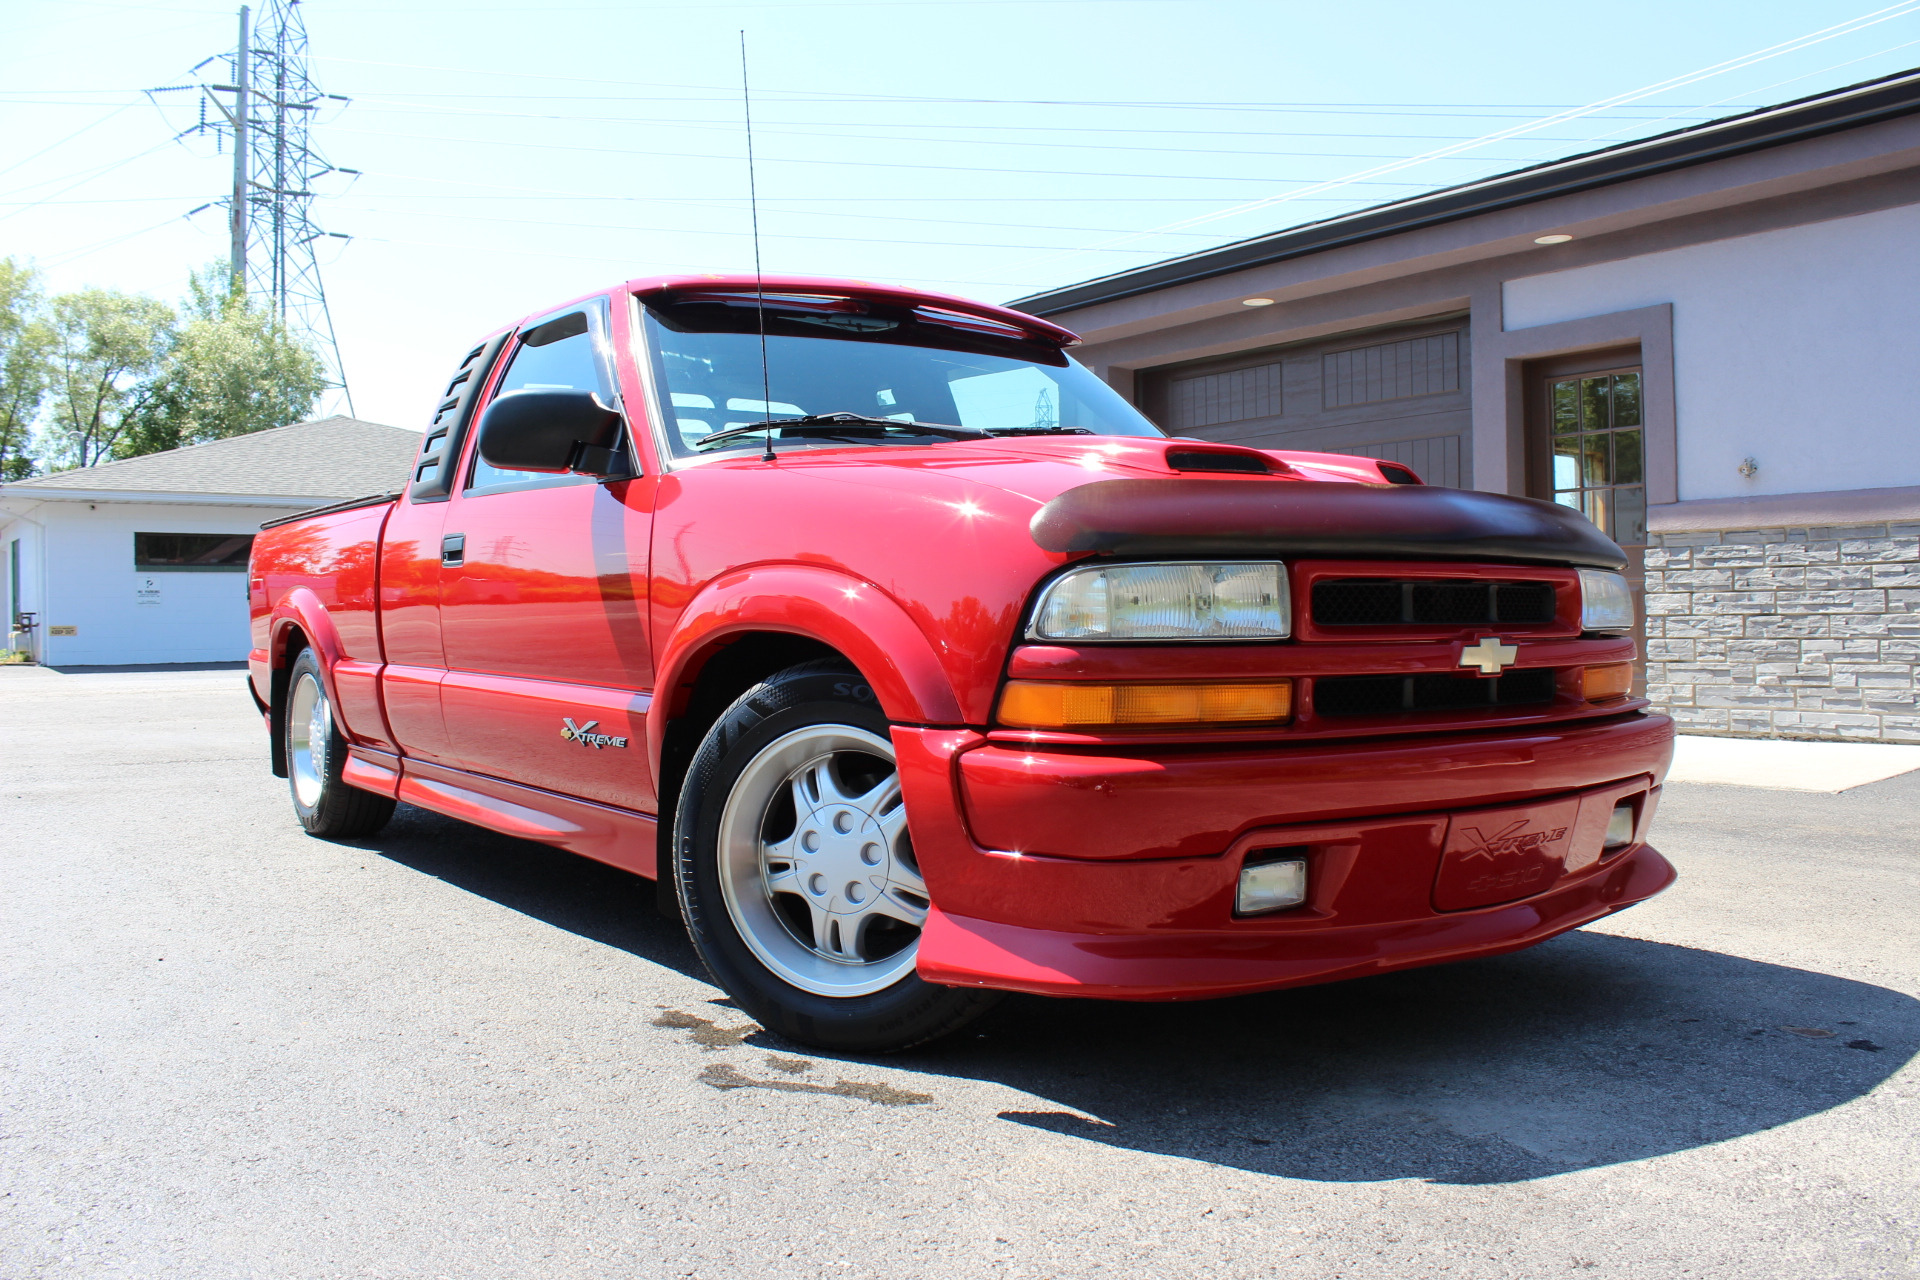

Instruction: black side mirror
[476,389,627,477]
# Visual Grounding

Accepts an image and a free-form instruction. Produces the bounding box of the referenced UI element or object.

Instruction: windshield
[641,295,1164,458]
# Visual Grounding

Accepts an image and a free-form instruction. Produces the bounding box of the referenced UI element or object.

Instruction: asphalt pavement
[3,665,1916,1279]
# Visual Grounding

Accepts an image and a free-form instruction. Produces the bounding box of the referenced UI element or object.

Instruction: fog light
[1237,856,1307,915]
[1604,801,1635,849]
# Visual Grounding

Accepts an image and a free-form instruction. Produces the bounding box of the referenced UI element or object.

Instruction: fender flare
[267,588,352,734]
[649,564,964,769]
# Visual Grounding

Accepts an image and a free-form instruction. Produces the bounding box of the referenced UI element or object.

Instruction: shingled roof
[7,415,420,502]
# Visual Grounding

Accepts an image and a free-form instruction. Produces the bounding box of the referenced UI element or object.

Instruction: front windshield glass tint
[642,300,1163,457]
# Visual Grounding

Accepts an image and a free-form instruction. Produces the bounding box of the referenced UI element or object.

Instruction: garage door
[1138,318,1470,487]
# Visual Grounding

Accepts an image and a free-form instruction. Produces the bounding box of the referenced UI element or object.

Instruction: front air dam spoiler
[1030,478,1629,569]
[917,844,1676,1001]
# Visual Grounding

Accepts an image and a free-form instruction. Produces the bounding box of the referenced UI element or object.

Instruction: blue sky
[6,0,1920,430]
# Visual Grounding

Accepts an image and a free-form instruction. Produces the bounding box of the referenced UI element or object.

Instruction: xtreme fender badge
[560,717,628,749]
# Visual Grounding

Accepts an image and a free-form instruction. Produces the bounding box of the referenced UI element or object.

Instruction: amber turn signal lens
[997,679,1293,728]
[1582,662,1633,702]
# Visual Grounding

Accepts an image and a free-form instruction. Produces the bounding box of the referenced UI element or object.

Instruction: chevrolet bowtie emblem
[1459,636,1519,675]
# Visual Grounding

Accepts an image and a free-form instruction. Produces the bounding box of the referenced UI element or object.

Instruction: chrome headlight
[1030,562,1290,641]
[1578,568,1634,633]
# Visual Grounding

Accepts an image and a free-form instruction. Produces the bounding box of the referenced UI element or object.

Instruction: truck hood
[725,435,1628,571]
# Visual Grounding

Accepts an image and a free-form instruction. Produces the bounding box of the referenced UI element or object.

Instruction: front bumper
[893,711,1675,1001]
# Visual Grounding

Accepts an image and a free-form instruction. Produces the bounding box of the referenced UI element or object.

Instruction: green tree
[44,288,176,469]
[0,258,52,481]
[119,264,325,457]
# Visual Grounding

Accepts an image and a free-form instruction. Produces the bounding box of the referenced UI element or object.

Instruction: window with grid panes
[1550,371,1645,544]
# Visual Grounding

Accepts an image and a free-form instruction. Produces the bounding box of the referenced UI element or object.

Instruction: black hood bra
[1030,478,1629,570]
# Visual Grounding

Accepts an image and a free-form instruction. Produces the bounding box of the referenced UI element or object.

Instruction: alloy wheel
[714,724,928,997]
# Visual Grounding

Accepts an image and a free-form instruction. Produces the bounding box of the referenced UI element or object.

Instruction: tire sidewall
[287,648,342,832]
[675,664,988,1051]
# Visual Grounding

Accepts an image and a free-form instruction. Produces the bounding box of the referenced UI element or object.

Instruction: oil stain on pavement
[651,1007,757,1050]
[698,1060,932,1107]
[653,1007,933,1106]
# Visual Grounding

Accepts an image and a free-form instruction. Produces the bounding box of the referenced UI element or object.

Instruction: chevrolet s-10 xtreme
[249,274,1675,1052]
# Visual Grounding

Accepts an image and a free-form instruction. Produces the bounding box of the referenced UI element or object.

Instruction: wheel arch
[648,565,965,895]
[265,590,346,779]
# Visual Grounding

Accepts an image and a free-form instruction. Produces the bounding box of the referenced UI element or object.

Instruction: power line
[347,230,1027,290]
[332,193,1239,236]
[0,197,210,205]
[345,173,1403,204]
[337,203,1225,253]
[0,89,1762,112]
[326,124,1456,187]
[3,93,1743,147]
[313,56,1782,116]
[39,209,213,269]
[0,139,180,220]
[1002,0,1920,277]
[331,0,1195,11]
[335,102,1600,163]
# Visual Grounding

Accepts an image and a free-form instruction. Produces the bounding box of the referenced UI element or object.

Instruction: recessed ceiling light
[1534,233,1574,245]
[1242,297,1275,306]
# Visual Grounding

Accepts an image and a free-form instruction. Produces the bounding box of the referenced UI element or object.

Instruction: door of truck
[435,297,659,813]
[378,334,512,766]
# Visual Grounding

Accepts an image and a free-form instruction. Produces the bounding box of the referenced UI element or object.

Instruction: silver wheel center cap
[794,805,889,914]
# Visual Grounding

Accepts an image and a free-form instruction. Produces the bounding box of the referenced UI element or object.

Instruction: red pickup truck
[249,274,1674,1052]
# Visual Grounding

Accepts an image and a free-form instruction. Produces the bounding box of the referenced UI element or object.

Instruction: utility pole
[162,1,356,411]
[228,5,249,295]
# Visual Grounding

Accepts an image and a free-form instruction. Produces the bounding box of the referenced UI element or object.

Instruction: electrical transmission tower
[171,2,356,411]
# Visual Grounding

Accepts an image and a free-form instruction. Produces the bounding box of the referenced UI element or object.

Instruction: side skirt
[355,748,659,880]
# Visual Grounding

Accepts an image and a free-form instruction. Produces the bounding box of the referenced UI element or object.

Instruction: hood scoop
[1162,443,1289,476]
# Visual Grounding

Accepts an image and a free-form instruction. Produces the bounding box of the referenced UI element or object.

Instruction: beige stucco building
[1013,69,1920,743]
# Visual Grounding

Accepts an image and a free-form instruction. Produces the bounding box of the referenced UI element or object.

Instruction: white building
[1,416,419,667]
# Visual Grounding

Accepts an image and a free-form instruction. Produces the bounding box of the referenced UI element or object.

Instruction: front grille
[1313,667,1557,718]
[1312,579,1557,627]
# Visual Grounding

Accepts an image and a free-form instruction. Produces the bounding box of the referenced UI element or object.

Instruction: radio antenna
[740,30,775,463]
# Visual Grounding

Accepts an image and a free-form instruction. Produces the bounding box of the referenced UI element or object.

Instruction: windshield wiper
[983,426,1095,436]
[690,412,992,452]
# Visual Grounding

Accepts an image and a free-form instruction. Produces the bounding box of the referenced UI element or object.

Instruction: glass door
[1549,368,1645,545]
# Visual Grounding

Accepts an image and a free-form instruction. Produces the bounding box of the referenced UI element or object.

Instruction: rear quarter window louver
[409,333,509,503]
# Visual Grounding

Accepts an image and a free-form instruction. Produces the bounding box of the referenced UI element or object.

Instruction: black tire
[674,660,1000,1053]
[285,647,396,840]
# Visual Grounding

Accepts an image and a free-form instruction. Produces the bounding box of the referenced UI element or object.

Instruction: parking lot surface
[3,666,1916,1279]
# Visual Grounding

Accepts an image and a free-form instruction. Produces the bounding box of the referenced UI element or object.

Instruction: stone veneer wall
[1643,523,1920,742]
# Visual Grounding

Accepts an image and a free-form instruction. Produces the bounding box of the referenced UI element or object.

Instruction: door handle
[441,533,465,567]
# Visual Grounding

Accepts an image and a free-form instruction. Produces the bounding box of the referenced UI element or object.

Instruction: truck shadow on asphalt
[352,802,710,984]
[351,803,1916,1187]
[933,933,1918,1184]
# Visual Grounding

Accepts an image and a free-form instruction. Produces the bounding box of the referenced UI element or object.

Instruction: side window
[467,303,615,493]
